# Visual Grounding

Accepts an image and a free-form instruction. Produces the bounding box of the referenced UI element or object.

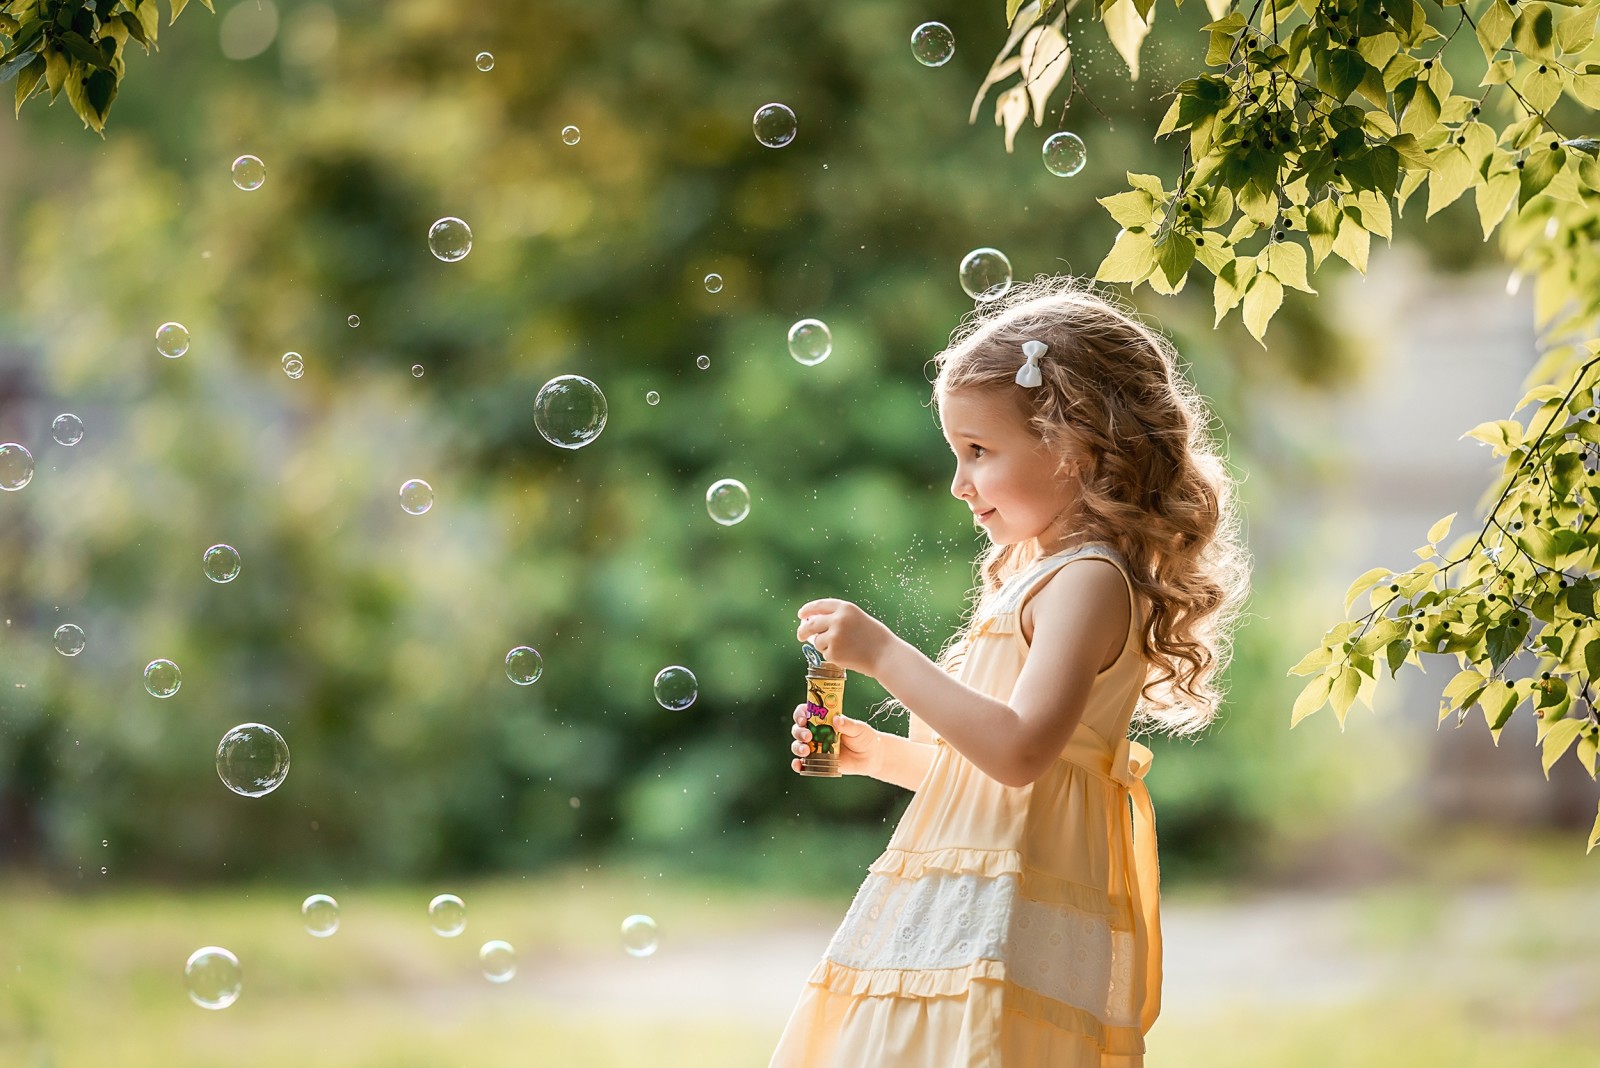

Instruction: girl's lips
[975,508,996,524]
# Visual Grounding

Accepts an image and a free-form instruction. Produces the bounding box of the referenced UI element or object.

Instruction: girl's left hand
[796,599,897,677]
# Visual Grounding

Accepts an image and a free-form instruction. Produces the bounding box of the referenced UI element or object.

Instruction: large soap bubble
[144,659,181,698]
[429,894,467,937]
[910,22,955,66]
[753,102,797,148]
[480,940,517,982]
[185,947,242,1009]
[505,646,543,685]
[54,624,86,657]
[0,443,34,491]
[428,217,473,262]
[51,414,84,446]
[203,544,242,583]
[1043,131,1087,177]
[302,894,340,938]
[787,319,832,366]
[653,665,698,711]
[155,322,190,358]
[216,722,291,797]
[621,914,659,957]
[475,51,494,71]
[706,478,751,526]
[534,375,608,450]
[959,247,1013,302]
[399,479,434,515]
[231,155,266,191]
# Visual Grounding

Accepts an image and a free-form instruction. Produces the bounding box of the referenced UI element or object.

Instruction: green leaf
[1476,0,1516,60]
[1519,65,1562,113]
[1486,621,1522,669]
[1343,566,1394,615]
[1307,197,1341,267]
[1482,57,1517,85]
[1475,169,1520,238]
[1329,666,1362,726]
[1427,512,1457,544]
[1287,644,1336,676]
[1242,271,1283,342]
[1326,49,1368,101]
[1096,227,1158,284]
[1258,239,1314,293]
[1387,638,1412,677]
[1212,256,1255,326]
[1587,800,1600,854]
[1541,717,1584,778]
[1097,189,1156,229]
[1556,6,1597,52]
[1512,3,1558,59]
[1006,0,1028,25]
[1382,52,1423,92]
[1426,147,1477,218]
[1290,672,1333,727]
[0,46,37,82]
[1571,71,1600,108]
[13,51,42,114]
[1399,81,1440,137]
[1156,233,1196,286]
[1518,146,1565,209]
[1331,209,1370,271]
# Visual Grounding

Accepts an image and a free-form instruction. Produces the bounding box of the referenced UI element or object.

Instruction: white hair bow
[1016,339,1047,388]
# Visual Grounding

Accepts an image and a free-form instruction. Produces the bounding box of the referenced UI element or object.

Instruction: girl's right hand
[790,704,879,777]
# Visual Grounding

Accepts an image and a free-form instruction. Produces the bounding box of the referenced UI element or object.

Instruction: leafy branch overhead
[0,0,211,133]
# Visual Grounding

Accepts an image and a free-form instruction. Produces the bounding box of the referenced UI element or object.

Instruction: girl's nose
[950,470,972,500]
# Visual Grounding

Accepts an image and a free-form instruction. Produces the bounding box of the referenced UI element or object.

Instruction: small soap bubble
[1042,131,1088,177]
[753,102,797,148]
[533,375,608,450]
[475,51,494,71]
[429,894,467,937]
[645,390,660,406]
[959,247,1013,302]
[696,355,710,370]
[231,155,266,191]
[411,364,425,378]
[706,478,751,526]
[505,646,544,686]
[144,659,181,699]
[653,665,698,711]
[621,914,659,957]
[185,947,242,1009]
[910,22,955,66]
[101,866,107,874]
[53,624,86,657]
[155,322,190,358]
[561,125,581,145]
[282,358,304,380]
[216,722,291,797]
[787,318,832,366]
[0,443,35,491]
[51,414,84,446]
[347,314,360,328]
[703,272,723,293]
[302,894,340,937]
[203,544,242,583]
[480,940,517,983]
[399,479,434,515]
[428,217,473,262]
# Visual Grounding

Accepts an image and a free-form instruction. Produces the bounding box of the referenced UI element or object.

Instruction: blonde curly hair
[932,275,1252,736]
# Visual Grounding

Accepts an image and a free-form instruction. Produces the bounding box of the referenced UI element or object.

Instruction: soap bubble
[412,364,425,378]
[216,722,291,797]
[53,623,86,657]
[959,247,1013,302]
[203,544,242,583]
[505,646,544,686]
[753,102,797,148]
[282,352,305,379]
[706,478,751,526]
[480,940,517,982]
[0,443,35,490]
[51,413,84,446]
[185,947,242,1010]
[347,314,360,328]
[696,355,710,370]
[428,217,473,262]
[475,51,494,71]
[561,125,581,145]
[429,894,467,937]
[230,155,266,191]
[155,322,190,358]
[144,659,181,698]
[534,375,608,450]
[645,390,660,406]
[910,22,955,66]
[1042,131,1087,177]
[399,479,434,515]
[621,914,659,957]
[302,894,340,938]
[787,318,832,365]
[703,272,723,293]
[653,665,698,711]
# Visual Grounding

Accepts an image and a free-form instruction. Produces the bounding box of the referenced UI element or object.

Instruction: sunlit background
[0,1,1595,1065]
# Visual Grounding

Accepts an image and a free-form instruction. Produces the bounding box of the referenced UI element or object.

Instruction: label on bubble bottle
[800,667,845,777]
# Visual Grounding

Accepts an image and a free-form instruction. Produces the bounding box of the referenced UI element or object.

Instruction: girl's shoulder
[989,542,1126,618]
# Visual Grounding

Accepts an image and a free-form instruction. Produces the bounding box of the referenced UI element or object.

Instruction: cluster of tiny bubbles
[787,318,832,366]
[53,623,86,657]
[505,645,544,685]
[475,51,494,71]
[753,102,798,148]
[203,543,242,583]
[185,946,242,1010]
[51,413,84,446]
[533,374,608,450]
[155,321,190,358]
[480,940,517,982]
[399,478,434,515]
[282,352,305,380]
[653,665,698,711]
[411,363,425,378]
[301,894,340,938]
[910,21,955,66]
[706,478,751,526]
[0,443,34,491]
[645,390,660,406]
[230,154,266,191]
[428,217,473,262]
[216,722,291,797]
[703,272,723,293]
[561,125,581,145]
[959,247,1014,302]
[144,658,181,698]
[621,914,659,957]
[347,314,360,328]
[696,354,711,370]
[429,893,467,937]
[1042,131,1088,177]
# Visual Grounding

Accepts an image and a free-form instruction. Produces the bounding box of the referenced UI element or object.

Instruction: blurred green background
[0,0,1592,1065]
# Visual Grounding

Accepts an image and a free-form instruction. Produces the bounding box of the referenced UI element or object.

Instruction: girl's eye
[969,444,986,458]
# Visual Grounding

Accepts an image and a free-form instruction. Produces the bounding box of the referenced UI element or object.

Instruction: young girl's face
[938,387,1079,550]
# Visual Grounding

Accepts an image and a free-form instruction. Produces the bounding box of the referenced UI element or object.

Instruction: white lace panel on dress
[823,870,1140,1030]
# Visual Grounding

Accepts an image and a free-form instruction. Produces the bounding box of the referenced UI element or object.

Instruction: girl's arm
[867,732,937,792]
[799,559,1129,788]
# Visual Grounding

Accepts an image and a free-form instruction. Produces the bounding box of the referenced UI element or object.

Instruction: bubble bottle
[798,642,845,777]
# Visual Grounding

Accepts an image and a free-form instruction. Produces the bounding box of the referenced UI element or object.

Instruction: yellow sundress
[769,542,1161,1067]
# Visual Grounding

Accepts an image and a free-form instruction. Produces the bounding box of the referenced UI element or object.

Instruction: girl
[769,275,1252,1067]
